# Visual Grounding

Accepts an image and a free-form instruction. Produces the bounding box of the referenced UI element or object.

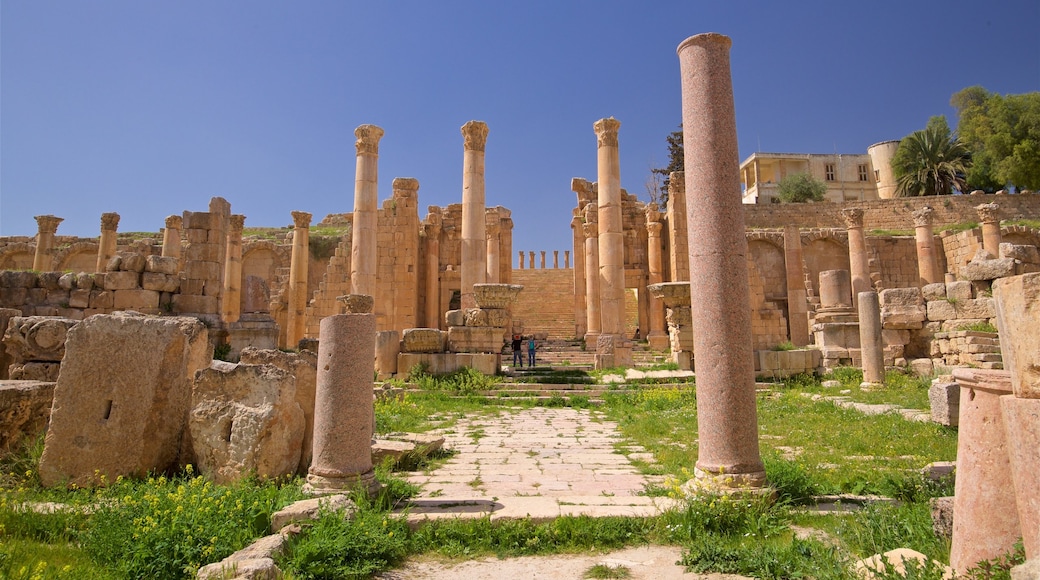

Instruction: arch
[803,236,851,298]
[1001,225,1040,249]
[747,239,787,301]
[54,242,100,273]
[745,230,785,249]
[0,243,36,270]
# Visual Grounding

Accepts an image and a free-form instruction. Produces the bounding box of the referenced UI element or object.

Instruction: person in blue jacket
[527,336,536,367]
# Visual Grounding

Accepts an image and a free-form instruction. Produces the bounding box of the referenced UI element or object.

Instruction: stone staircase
[511,269,577,339]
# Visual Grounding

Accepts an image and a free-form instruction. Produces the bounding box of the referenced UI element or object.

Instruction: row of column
[515,250,571,269]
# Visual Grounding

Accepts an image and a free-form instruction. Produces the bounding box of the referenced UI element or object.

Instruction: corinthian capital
[229,214,246,235]
[644,202,661,225]
[647,222,663,238]
[911,206,934,228]
[291,211,312,229]
[354,124,385,156]
[100,212,121,232]
[840,208,864,229]
[461,121,489,152]
[165,215,183,230]
[593,117,621,148]
[34,215,63,235]
[975,202,1000,224]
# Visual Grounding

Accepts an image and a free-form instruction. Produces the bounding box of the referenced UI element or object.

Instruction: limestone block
[463,308,489,327]
[184,243,220,263]
[0,287,27,306]
[184,260,221,281]
[374,331,400,379]
[484,308,511,328]
[447,326,501,353]
[946,280,973,301]
[38,312,210,488]
[444,309,465,327]
[881,304,926,329]
[956,298,996,320]
[240,347,317,475]
[880,287,924,308]
[144,255,180,275]
[931,496,954,538]
[0,271,37,288]
[1010,559,1040,580]
[141,272,180,293]
[179,278,205,295]
[186,228,209,244]
[37,272,62,290]
[922,283,946,301]
[929,379,959,426]
[190,362,304,484]
[102,271,140,291]
[183,211,213,229]
[1000,243,1040,264]
[75,273,95,291]
[881,329,910,346]
[89,290,113,310]
[68,289,90,309]
[472,283,522,309]
[854,548,951,580]
[3,316,78,363]
[197,556,282,580]
[119,254,146,273]
[113,289,160,310]
[9,362,61,382]
[173,294,218,314]
[57,273,76,291]
[909,358,934,376]
[994,272,1040,398]
[927,300,958,321]
[0,380,55,452]
[454,353,500,375]
[270,494,355,531]
[401,328,446,353]
[962,258,1016,281]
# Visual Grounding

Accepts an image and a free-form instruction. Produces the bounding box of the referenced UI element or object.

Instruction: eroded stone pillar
[858,291,884,387]
[667,172,690,282]
[162,215,183,260]
[528,251,535,270]
[594,118,628,350]
[645,204,669,351]
[222,215,245,324]
[305,295,378,495]
[841,208,870,307]
[32,215,63,272]
[912,207,940,286]
[486,211,501,283]
[678,32,765,489]
[423,209,443,329]
[460,120,489,309]
[976,203,1002,257]
[571,210,588,339]
[95,213,120,273]
[583,205,601,344]
[564,251,570,269]
[540,251,546,269]
[553,251,559,269]
[783,226,810,346]
[518,251,525,270]
[287,211,311,348]
[350,124,384,297]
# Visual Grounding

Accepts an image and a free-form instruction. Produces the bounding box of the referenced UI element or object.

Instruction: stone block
[454,353,500,375]
[75,273,95,291]
[190,361,304,484]
[89,290,113,309]
[962,258,1016,281]
[927,300,958,321]
[141,272,180,293]
[102,271,140,291]
[113,289,160,310]
[880,287,924,308]
[183,211,213,230]
[0,380,55,452]
[270,494,355,531]
[57,273,76,291]
[37,272,62,290]
[119,254,146,273]
[239,347,317,474]
[447,326,501,353]
[484,308,511,328]
[145,255,180,275]
[931,496,954,538]
[946,280,973,301]
[999,243,1040,264]
[881,329,910,346]
[929,379,959,427]
[444,309,465,327]
[185,228,209,244]
[401,328,446,353]
[179,278,205,295]
[184,243,219,262]
[463,308,489,327]
[173,294,218,314]
[3,316,79,362]
[184,260,221,281]
[0,271,37,288]
[68,289,90,309]
[38,312,210,488]
[0,287,27,306]
[994,272,1040,398]
[9,362,60,382]
[909,358,934,376]
[922,283,946,301]
[956,298,995,320]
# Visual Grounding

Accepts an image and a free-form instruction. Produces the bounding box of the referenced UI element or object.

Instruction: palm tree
[893,121,972,197]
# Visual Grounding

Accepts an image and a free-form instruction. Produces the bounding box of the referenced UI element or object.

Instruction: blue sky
[2,1,1038,257]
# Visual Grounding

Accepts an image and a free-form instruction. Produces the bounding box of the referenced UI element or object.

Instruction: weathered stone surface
[854,548,952,580]
[239,347,317,475]
[463,308,489,327]
[921,283,946,301]
[994,273,1040,398]
[144,255,180,275]
[401,328,446,353]
[929,379,959,426]
[113,289,160,310]
[119,253,147,273]
[190,362,304,484]
[927,300,958,321]
[444,309,465,327]
[962,257,1017,281]
[0,380,55,452]
[75,273,95,291]
[880,288,926,329]
[141,272,180,293]
[472,283,522,309]
[38,312,209,488]
[1000,243,1040,264]
[270,494,355,531]
[447,326,502,353]
[880,287,925,308]
[1011,559,1040,580]
[3,316,79,362]
[0,271,37,288]
[197,555,283,580]
[931,496,954,538]
[9,362,61,382]
[57,273,76,291]
[946,280,973,301]
[101,270,140,291]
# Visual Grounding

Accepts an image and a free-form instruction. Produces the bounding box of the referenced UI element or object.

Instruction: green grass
[956,321,998,333]
[937,221,979,235]
[1005,218,1040,229]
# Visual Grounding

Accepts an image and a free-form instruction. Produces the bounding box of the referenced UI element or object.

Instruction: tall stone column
[858,291,885,388]
[518,251,525,270]
[553,251,559,269]
[571,212,588,338]
[594,118,627,343]
[162,215,183,260]
[500,211,513,284]
[646,204,669,351]
[350,124,384,297]
[95,213,120,272]
[583,205,602,344]
[287,211,311,348]
[841,208,871,307]
[485,211,501,283]
[976,203,1002,257]
[423,210,442,329]
[540,251,546,269]
[222,215,245,323]
[564,251,570,269]
[678,32,766,489]
[783,226,810,346]
[912,206,940,286]
[667,172,690,282]
[460,120,489,309]
[32,215,63,272]
[529,251,535,269]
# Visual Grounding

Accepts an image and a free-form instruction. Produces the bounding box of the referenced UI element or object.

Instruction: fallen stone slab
[0,380,55,453]
[853,548,953,579]
[269,494,356,531]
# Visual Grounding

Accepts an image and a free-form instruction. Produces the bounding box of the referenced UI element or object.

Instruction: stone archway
[0,244,36,271]
[54,242,100,273]
[802,234,850,299]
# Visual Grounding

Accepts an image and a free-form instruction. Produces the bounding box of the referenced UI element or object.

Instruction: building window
[874,169,881,183]
[858,164,869,181]
[825,164,835,181]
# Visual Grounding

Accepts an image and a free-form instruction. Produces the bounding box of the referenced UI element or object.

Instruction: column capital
[647,222,663,238]
[165,215,183,229]
[975,202,1000,224]
[392,177,420,194]
[422,222,441,238]
[291,211,312,229]
[582,222,598,238]
[229,214,246,235]
[582,203,598,226]
[354,124,385,156]
[644,202,661,225]
[668,171,685,195]
[461,120,489,152]
[485,219,500,238]
[100,212,121,232]
[911,206,934,228]
[34,215,63,235]
[571,214,584,231]
[593,117,621,148]
[840,207,865,229]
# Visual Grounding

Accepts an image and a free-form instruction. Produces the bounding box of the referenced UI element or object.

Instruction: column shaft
[96,213,120,272]
[33,215,63,272]
[912,207,940,286]
[350,125,384,297]
[841,208,870,307]
[858,291,884,386]
[162,215,183,260]
[287,211,311,348]
[646,220,668,350]
[460,121,489,309]
[783,226,810,346]
[572,214,587,338]
[222,215,245,323]
[595,118,626,339]
[583,220,601,342]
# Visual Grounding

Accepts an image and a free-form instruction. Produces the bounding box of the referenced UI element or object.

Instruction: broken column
[32,215,63,272]
[678,32,765,489]
[305,295,378,495]
[162,215,183,260]
[286,211,311,348]
[784,225,810,346]
[582,205,602,345]
[222,215,245,324]
[912,207,941,286]
[647,282,694,370]
[814,270,860,369]
[571,210,588,339]
[460,120,489,309]
[858,291,885,388]
[667,172,690,282]
[841,208,871,307]
[95,213,120,273]
[485,210,501,283]
[593,117,632,368]
[350,124,384,297]
[423,209,443,329]
[976,203,1002,257]
[645,204,669,351]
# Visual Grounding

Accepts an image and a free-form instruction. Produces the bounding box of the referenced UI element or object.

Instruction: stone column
[529,251,535,269]
[287,211,311,348]
[841,208,871,307]
[583,206,601,344]
[564,251,570,269]
[594,118,628,351]
[552,251,559,269]
[423,210,442,329]
[499,212,513,284]
[571,211,588,339]
[667,172,690,282]
[485,212,501,283]
[912,206,941,286]
[518,251,525,270]
[460,120,489,309]
[783,226,810,346]
[162,215,183,260]
[95,213,120,272]
[678,32,766,489]
[858,291,885,388]
[350,124,384,297]
[976,203,1002,257]
[305,295,378,495]
[645,204,669,351]
[32,215,63,272]
[222,215,245,324]
[539,251,546,269]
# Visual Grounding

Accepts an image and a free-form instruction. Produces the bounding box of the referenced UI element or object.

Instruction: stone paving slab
[397,407,673,523]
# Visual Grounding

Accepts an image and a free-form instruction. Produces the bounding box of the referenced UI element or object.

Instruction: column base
[304,469,380,497]
[860,382,885,392]
[682,467,772,498]
[646,331,669,351]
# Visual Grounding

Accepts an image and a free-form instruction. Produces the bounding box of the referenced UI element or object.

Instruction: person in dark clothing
[511,334,524,367]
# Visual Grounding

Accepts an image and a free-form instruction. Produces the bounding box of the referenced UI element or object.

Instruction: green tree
[952,86,1040,191]
[649,125,684,205]
[891,116,971,197]
[775,172,827,203]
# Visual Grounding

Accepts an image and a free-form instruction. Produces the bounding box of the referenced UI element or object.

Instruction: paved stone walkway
[398,407,676,525]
